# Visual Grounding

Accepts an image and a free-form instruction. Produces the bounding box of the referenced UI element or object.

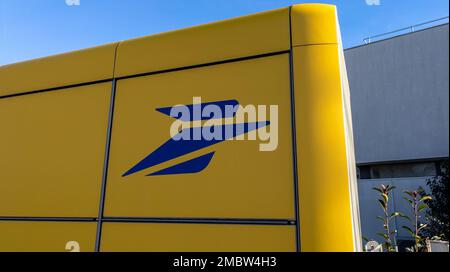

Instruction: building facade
[345,24,449,248]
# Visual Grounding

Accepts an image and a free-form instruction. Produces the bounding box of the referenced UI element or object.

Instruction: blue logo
[123,99,270,177]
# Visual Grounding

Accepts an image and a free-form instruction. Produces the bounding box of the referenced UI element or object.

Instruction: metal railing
[363,16,449,44]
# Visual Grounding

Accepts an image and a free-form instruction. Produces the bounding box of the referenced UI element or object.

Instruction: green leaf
[418,203,428,213]
[387,185,396,192]
[378,199,386,210]
[389,214,398,220]
[377,232,389,240]
[390,212,401,217]
[402,196,413,205]
[418,224,428,231]
[402,226,415,237]
[382,193,389,204]
[419,195,432,202]
[372,187,383,194]
[404,191,415,198]
[376,216,385,222]
[431,236,442,241]
[398,213,411,221]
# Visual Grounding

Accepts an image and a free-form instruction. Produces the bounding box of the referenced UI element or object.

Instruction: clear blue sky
[0,0,448,66]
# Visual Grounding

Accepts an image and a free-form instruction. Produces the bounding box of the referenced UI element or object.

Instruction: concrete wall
[345,24,449,164]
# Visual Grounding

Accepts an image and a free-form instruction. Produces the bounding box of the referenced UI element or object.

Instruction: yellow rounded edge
[291,3,338,47]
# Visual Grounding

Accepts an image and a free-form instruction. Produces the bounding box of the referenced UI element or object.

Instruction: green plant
[373,184,402,252]
[423,160,449,240]
[402,189,432,252]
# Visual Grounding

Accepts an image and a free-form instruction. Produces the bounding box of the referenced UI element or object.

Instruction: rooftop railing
[363,16,449,44]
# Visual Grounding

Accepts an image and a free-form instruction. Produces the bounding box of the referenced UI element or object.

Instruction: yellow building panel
[114,7,290,78]
[101,222,296,252]
[0,43,118,97]
[0,3,361,252]
[0,221,96,252]
[0,83,111,217]
[293,44,356,252]
[290,4,338,47]
[105,54,295,219]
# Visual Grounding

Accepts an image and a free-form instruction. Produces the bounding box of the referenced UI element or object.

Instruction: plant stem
[414,195,419,252]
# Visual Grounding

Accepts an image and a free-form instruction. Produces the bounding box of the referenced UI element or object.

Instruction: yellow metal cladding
[0,222,96,252]
[291,4,360,251]
[291,4,338,46]
[0,83,111,217]
[0,4,360,252]
[101,223,296,252]
[0,43,118,97]
[105,54,295,219]
[114,7,290,78]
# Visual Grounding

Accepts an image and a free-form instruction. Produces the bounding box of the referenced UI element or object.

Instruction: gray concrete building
[345,23,449,248]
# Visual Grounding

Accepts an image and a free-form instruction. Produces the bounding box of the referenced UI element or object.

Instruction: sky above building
[0,0,448,65]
